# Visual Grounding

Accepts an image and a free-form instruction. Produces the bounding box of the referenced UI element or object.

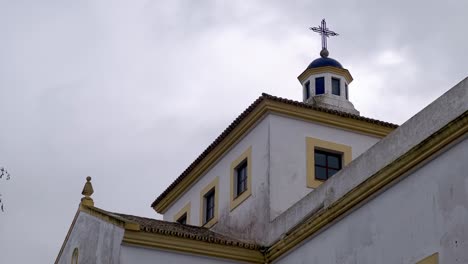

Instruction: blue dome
[307,57,343,69]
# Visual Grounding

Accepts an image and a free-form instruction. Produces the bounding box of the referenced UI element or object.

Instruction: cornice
[265,111,467,262]
[79,205,140,231]
[298,66,354,83]
[122,230,265,263]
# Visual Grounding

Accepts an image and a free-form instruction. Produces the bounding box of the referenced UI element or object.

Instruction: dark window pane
[332,78,340,95]
[315,77,324,95]
[345,84,349,99]
[205,190,215,222]
[305,81,310,99]
[315,166,327,180]
[314,149,343,182]
[328,155,341,169]
[177,213,187,225]
[328,169,339,177]
[236,161,248,196]
[315,152,326,166]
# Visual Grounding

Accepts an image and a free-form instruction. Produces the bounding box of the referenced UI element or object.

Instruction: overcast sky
[0,0,467,262]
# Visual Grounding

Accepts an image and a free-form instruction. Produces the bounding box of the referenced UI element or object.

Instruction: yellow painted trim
[265,112,467,262]
[71,248,79,264]
[230,146,253,211]
[416,253,439,264]
[199,177,219,228]
[122,230,265,263]
[298,66,354,84]
[79,205,140,231]
[154,99,395,213]
[173,202,191,224]
[306,137,352,188]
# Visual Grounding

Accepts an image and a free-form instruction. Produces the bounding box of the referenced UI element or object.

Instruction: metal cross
[310,19,339,50]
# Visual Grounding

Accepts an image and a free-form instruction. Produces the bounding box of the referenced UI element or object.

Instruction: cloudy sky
[0,0,467,262]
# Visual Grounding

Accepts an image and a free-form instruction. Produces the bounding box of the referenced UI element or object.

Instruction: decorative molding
[265,111,467,262]
[298,66,353,84]
[230,146,253,211]
[306,137,352,188]
[79,205,140,231]
[154,99,394,213]
[122,230,265,263]
[199,177,219,228]
[173,202,191,224]
[416,253,439,264]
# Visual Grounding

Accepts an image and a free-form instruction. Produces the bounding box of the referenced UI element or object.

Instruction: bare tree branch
[1,166,11,212]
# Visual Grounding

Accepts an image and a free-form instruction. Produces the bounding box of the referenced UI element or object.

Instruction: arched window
[72,248,79,264]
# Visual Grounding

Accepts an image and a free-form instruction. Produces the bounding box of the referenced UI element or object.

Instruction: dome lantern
[299,19,359,115]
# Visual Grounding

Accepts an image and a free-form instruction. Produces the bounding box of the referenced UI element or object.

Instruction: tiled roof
[113,212,262,250]
[151,93,398,208]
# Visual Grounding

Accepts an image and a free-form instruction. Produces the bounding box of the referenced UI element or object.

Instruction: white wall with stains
[268,114,381,220]
[120,245,242,264]
[274,138,468,264]
[163,115,271,244]
[56,211,124,264]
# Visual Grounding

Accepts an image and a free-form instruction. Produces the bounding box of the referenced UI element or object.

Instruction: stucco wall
[275,138,468,264]
[163,116,271,244]
[57,211,124,264]
[269,114,381,220]
[120,245,242,264]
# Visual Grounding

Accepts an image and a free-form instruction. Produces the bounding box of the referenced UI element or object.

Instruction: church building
[56,20,468,264]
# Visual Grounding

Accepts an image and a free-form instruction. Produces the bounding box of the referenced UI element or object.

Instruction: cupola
[298,19,359,115]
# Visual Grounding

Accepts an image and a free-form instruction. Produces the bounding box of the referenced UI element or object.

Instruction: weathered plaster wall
[269,113,380,220]
[267,77,467,245]
[120,245,241,264]
[163,116,271,244]
[57,211,124,264]
[275,138,468,264]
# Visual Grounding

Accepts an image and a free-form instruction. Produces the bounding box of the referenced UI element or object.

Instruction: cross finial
[310,19,339,58]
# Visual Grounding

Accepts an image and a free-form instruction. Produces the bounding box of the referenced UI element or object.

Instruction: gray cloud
[0,0,467,262]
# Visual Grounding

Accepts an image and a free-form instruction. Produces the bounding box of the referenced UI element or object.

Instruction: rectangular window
[176,213,187,225]
[345,83,349,99]
[332,78,341,95]
[230,146,252,211]
[305,81,310,99]
[235,160,248,197]
[315,77,325,95]
[314,149,342,181]
[204,189,215,223]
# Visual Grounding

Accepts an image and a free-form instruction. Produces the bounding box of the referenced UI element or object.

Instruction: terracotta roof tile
[113,213,262,249]
[151,93,398,208]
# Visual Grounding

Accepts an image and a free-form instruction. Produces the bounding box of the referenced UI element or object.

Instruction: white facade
[120,245,240,264]
[57,212,124,264]
[162,113,381,244]
[163,115,271,243]
[268,114,380,220]
[275,138,468,264]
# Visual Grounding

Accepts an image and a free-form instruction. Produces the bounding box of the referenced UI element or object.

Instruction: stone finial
[80,176,94,207]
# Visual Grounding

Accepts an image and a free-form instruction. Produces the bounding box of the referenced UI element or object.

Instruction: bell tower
[298,19,359,115]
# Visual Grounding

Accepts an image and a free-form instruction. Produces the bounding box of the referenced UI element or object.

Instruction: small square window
[314,149,342,181]
[332,78,341,95]
[204,189,215,223]
[315,77,325,95]
[176,213,187,225]
[235,160,248,197]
